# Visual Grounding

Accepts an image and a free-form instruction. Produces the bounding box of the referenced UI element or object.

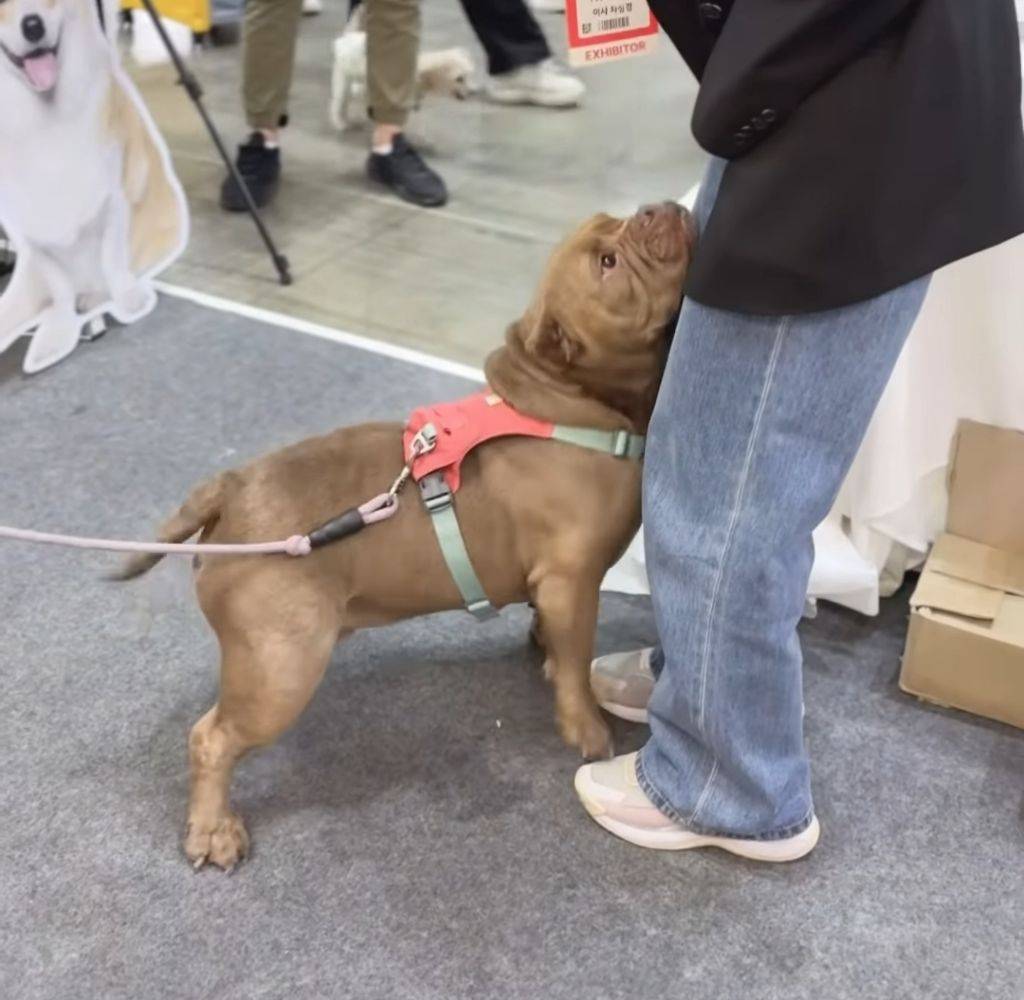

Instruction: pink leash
[0,421,435,563]
[0,493,398,559]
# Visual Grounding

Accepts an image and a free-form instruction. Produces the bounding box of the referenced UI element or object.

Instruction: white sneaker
[302,0,323,14]
[486,59,584,108]
[592,648,807,724]
[575,753,821,862]
[590,648,655,723]
[528,0,566,11]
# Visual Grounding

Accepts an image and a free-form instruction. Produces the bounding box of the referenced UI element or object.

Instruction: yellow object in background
[122,0,211,35]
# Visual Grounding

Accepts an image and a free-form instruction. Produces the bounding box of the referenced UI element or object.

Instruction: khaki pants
[242,0,420,129]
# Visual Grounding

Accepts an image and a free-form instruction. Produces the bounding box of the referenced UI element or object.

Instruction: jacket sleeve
[692,0,922,159]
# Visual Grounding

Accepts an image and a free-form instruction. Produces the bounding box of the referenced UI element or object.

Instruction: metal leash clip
[387,423,438,500]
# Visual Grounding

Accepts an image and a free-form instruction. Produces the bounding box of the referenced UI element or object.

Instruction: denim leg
[638,168,930,838]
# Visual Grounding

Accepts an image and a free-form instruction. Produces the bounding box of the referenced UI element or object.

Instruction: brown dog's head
[500,202,694,426]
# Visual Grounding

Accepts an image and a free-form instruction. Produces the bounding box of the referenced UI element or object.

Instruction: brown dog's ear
[522,312,582,367]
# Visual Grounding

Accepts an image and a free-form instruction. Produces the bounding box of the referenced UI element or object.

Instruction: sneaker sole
[597,703,805,725]
[219,179,278,213]
[574,768,820,862]
[486,89,583,109]
[366,171,448,208]
[596,699,649,724]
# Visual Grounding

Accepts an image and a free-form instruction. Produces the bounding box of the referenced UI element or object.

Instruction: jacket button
[760,107,778,123]
[698,2,724,22]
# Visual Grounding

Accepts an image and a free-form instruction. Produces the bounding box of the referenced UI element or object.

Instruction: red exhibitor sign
[565,0,659,66]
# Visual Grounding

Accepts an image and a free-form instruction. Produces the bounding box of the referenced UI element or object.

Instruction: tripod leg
[136,0,293,285]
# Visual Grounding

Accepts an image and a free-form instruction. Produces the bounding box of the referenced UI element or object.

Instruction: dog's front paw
[560,710,614,761]
[185,813,250,872]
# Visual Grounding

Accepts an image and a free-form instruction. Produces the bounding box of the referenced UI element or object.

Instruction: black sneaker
[367,134,448,208]
[220,132,281,212]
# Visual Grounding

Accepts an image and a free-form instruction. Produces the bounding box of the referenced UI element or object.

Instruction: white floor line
[154,281,486,383]
[353,191,556,245]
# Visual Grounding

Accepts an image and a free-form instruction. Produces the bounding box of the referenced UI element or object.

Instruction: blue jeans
[639,160,930,840]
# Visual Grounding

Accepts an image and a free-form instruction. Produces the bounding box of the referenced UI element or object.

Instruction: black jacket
[651,0,1024,313]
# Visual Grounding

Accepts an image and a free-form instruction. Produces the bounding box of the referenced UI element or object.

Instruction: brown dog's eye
[600,252,617,271]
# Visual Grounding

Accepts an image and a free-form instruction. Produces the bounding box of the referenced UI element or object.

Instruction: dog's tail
[110,474,226,581]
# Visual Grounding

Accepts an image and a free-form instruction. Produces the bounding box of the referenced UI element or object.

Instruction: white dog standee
[0,0,188,374]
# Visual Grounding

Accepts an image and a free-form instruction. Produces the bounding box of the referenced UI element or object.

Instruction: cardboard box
[899,420,1024,730]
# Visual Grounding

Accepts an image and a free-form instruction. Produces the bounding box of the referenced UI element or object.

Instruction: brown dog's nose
[636,201,686,226]
[637,204,659,227]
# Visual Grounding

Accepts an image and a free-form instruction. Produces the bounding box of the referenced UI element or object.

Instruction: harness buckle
[612,429,631,458]
[466,598,498,620]
[419,471,453,513]
[409,422,438,460]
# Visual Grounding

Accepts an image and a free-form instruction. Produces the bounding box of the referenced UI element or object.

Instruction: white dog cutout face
[0,0,187,374]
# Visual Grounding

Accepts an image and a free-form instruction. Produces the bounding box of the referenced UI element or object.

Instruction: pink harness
[403,391,555,493]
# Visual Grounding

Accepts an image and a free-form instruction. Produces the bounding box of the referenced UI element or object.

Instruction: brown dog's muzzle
[628,201,693,262]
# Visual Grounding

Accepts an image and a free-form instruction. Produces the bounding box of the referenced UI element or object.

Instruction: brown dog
[122,203,692,870]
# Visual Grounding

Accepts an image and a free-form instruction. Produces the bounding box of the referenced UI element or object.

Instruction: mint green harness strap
[419,472,497,620]
[419,424,646,621]
[550,425,646,460]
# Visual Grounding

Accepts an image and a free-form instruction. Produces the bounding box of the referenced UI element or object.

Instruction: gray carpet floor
[0,298,1022,1000]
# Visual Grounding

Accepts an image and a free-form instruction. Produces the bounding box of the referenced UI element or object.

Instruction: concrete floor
[132,7,704,366]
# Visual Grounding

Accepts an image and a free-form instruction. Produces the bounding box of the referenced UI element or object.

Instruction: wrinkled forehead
[568,212,623,247]
[547,213,623,273]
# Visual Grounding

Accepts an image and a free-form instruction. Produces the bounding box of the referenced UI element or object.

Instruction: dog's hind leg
[185,575,343,871]
[101,192,156,324]
[531,573,613,760]
[329,44,348,129]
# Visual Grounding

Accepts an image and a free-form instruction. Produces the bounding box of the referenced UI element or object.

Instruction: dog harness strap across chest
[402,391,646,620]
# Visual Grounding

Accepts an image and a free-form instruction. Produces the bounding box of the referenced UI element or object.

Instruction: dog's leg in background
[101,192,157,324]
[22,249,82,374]
[532,573,613,760]
[185,575,342,870]
[329,40,350,129]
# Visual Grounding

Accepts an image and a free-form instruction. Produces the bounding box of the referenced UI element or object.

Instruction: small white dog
[0,0,186,373]
[329,31,475,130]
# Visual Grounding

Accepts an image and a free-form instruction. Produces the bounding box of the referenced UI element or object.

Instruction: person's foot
[575,753,821,861]
[302,0,322,13]
[486,59,584,108]
[591,647,655,723]
[367,134,448,208]
[220,132,280,212]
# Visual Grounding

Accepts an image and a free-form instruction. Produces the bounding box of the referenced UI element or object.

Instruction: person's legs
[242,0,303,133]
[579,158,931,851]
[458,0,549,75]
[364,0,448,206]
[365,0,419,135]
[467,0,584,108]
[220,0,301,210]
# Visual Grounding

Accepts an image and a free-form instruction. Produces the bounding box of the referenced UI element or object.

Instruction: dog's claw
[184,813,249,872]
